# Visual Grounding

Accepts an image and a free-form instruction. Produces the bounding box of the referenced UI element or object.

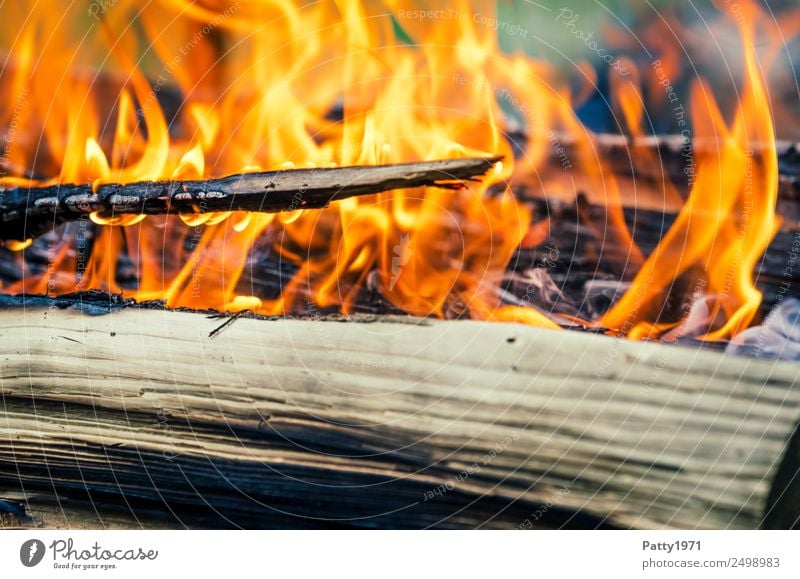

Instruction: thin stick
[0,156,501,241]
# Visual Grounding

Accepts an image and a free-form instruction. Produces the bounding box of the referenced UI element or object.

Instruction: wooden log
[510,132,800,201]
[0,300,798,529]
[506,197,800,323]
[229,193,799,324]
[0,156,500,242]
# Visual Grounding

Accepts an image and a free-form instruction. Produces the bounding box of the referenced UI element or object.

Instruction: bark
[0,156,500,241]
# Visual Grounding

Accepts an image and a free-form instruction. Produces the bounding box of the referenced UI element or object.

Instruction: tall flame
[602,0,779,341]
[0,0,786,342]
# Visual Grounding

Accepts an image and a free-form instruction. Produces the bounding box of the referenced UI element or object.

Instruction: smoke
[726,299,800,361]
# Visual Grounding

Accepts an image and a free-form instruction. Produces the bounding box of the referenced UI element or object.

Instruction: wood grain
[0,304,798,529]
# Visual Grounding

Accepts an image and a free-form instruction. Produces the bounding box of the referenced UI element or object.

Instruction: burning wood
[0,157,500,241]
[2,300,799,529]
[513,133,800,202]
[2,0,800,536]
[0,0,790,343]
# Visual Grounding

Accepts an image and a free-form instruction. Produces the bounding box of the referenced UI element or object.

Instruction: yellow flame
[602,0,779,340]
[0,0,786,342]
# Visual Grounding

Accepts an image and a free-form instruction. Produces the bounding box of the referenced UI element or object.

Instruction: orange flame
[0,1,786,342]
[602,0,779,341]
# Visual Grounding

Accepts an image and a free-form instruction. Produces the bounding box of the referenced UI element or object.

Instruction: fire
[602,0,780,341]
[0,1,787,342]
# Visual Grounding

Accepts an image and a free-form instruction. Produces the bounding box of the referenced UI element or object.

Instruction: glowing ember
[0,0,790,343]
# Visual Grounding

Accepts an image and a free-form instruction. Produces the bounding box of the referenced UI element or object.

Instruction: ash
[726,299,800,362]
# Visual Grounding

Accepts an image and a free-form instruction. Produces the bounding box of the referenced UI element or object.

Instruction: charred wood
[0,157,500,241]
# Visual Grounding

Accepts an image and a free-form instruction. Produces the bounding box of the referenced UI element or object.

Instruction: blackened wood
[508,196,800,322]
[510,132,800,200]
[0,156,501,241]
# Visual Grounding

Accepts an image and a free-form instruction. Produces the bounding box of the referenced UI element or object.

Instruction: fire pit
[1,0,799,529]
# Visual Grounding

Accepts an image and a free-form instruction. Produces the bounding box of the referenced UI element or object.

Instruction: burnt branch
[0,156,501,241]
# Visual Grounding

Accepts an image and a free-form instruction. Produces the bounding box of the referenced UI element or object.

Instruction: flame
[602,0,779,341]
[0,1,787,343]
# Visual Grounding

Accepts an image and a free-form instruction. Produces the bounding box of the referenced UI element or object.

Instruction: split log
[0,299,798,529]
[511,132,800,201]
[0,156,500,242]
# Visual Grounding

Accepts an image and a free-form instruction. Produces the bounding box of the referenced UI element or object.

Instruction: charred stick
[0,156,501,241]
